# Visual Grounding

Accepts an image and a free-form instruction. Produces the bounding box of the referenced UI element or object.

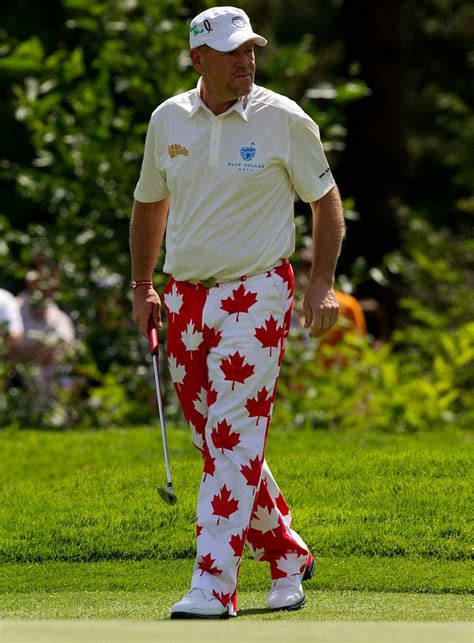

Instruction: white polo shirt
[134,81,336,281]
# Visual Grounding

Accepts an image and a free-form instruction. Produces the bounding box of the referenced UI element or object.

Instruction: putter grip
[147,316,159,354]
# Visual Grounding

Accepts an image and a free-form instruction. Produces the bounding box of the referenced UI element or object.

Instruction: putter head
[157,484,177,506]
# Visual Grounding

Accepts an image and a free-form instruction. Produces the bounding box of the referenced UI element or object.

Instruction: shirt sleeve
[286,114,336,203]
[133,116,169,203]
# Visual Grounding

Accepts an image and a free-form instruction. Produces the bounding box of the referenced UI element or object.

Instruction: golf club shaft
[151,352,173,486]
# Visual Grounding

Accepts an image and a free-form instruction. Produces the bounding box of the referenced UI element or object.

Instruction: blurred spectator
[320,290,367,347]
[292,248,375,367]
[15,261,76,398]
[0,288,24,357]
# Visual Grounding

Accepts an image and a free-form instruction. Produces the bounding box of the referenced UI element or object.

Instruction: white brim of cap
[206,30,267,52]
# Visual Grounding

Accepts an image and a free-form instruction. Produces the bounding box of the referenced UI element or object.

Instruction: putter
[148,315,177,506]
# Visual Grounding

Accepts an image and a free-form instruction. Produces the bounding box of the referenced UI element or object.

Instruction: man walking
[130,6,345,618]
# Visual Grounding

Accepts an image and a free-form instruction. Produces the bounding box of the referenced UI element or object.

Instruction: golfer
[130,6,345,619]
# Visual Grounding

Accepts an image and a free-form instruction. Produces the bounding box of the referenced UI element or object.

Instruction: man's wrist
[130,279,154,289]
[308,273,334,288]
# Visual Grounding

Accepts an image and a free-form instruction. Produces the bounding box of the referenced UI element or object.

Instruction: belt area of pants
[183,259,288,289]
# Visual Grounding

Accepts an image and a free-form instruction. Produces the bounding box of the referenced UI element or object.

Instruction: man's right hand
[132,287,163,337]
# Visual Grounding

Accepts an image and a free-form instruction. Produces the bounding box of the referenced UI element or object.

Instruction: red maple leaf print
[240,455,262,487]
[221,284,257,321]
[254,316,283,356]
[203,325,222,349]
[211,419,241,453]
[229,530,246,558]
[270,558,289,580]
[211,484,239,525]
[274,261,292,289]
[275,492,290,517]
[196,524,203,537]
[246,523,283,551]
[254,479,274,511]
[212,590,231,607]
[202,443,215,480]
[220,352,255,390]
[245,386,272,425]
[207,382,218,407]
[197,553,222,576]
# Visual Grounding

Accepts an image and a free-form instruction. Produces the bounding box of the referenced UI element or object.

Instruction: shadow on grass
[238,607,275,616]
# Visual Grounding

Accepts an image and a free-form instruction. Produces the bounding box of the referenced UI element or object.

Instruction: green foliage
[275,321,473,434]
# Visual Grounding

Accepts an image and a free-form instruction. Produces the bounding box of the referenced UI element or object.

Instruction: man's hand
[303,280,339,338]
[132,287,163,337]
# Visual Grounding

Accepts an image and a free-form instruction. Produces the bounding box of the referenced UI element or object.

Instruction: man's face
[192,42,256,101]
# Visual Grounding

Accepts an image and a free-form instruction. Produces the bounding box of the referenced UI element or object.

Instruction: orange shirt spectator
[319,291,366,366]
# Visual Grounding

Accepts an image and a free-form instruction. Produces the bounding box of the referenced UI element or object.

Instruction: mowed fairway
[0,425,472,639]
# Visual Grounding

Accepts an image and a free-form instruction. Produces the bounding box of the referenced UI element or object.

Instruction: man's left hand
[303,280,339,338]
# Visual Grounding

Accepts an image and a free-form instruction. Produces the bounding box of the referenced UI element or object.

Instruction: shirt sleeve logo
[240,142,256,161]
[168,144,189,159]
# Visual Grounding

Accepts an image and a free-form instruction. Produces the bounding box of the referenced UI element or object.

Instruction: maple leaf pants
[163,260,310,609]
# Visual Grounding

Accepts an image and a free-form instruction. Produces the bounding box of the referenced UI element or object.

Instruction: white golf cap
[189,6,267,52]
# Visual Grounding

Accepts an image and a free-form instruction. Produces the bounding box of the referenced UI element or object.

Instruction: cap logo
[232,16,246,28]
[204,19,212,33]
[190,24,205,37]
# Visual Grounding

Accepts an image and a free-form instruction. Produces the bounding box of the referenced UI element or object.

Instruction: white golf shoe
[268,555,315,611]
[170,588,236,619]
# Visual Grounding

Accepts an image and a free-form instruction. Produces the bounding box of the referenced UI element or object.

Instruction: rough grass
[1,426,472,563]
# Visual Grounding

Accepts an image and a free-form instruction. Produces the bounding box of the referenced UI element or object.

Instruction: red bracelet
[130,279,153,289]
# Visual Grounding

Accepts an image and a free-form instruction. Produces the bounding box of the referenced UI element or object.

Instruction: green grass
[0,559,472,620]
[0,426,472,621]
[1,426,472,562]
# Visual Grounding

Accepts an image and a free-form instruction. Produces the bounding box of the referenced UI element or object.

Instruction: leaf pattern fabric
[162,261,310,612]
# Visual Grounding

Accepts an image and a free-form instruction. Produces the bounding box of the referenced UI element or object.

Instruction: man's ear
[190,48,204,74]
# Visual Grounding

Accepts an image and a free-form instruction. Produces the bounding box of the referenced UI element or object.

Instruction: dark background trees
[0,0,472,427]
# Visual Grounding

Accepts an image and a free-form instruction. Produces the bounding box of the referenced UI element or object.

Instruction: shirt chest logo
[168,144,189,159]
[240,142,256,161]
[227,141,265,173]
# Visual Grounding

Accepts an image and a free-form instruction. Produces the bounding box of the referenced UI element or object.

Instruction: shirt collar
[188,78,250,122]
